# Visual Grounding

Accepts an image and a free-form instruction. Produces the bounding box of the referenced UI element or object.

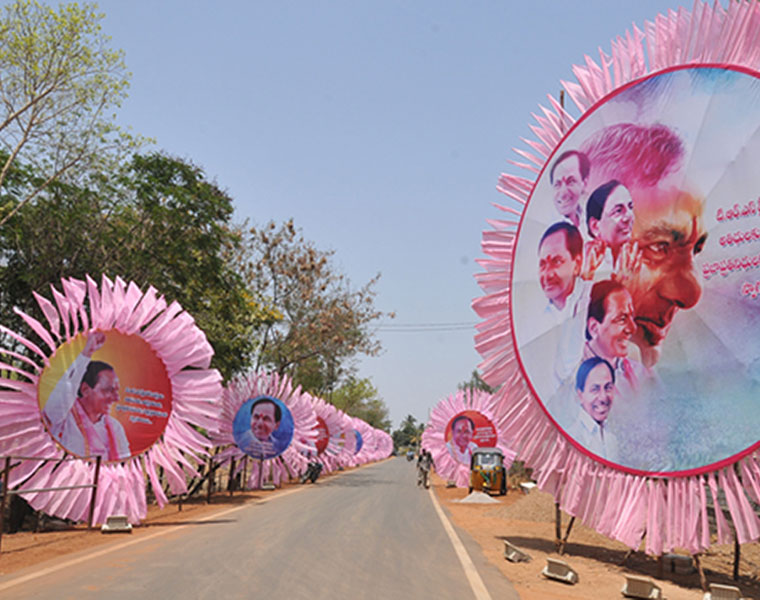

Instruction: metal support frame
[0,455,102,553]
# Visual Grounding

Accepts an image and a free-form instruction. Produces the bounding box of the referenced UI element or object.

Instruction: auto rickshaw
[469,447,507,495]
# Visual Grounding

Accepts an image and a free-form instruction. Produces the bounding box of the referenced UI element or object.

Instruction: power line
[375,321,478,333]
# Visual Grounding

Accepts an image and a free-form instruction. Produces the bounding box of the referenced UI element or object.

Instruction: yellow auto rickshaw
[469,447,507,496]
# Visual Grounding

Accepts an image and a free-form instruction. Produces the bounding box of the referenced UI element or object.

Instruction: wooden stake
[733,536,740,580]
[693,553,707,591]
[87,456,101,529]
[618,548,634,566]
[206,456,213,504]
[0,457,11,553]
[558,516,575,555]
[228,457,236,496]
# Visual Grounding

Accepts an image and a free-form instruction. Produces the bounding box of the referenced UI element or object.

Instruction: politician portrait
[233,396,295,460]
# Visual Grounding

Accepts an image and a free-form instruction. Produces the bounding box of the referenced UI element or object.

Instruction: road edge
[427,485,494,600]
[0,458,389,593]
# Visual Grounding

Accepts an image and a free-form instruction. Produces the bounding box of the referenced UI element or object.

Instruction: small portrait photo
[233,395,295,460]
[444,411,497,465]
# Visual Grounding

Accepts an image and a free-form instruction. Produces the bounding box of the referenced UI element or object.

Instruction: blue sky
[93,1,691,428]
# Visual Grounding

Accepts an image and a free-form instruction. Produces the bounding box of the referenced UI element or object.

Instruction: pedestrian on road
[417,449,432,489]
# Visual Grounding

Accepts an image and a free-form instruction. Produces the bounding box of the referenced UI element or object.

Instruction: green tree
[0,1,136,225]
[236,220,388,395]
[0,152,272,380]
[458,369,495,394]
[111,153,275,379]
[392,414,424,450]
[331,376,391,432]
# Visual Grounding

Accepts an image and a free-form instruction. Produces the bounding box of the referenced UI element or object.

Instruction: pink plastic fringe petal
[210,371,320,489]
[422,388,515,488]
[0,275,223,524]
[477,1,760,556]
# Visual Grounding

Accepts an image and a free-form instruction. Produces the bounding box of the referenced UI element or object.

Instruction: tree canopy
[458,369,495,394]
[0,1,392,419]
[331,376,391,432]
[391,414,424,450]
[236,220,388,395]
[0,1,136,226]
[0,152,270,380]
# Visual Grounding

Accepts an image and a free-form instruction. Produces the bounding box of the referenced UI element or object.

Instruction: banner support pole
[0,456,11,552]
[87,455,101,530]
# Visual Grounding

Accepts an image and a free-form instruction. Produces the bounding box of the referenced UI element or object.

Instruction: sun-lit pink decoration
[308,395,350,473]
[212,371,318,488]
[475,1,760,555]
[352,422,392,465]
[334,410,357,466]
[348,417,373,467]
[370,428,393,461]
[0,275,222,524]
[335,416,393,466]
[422,389,515,488]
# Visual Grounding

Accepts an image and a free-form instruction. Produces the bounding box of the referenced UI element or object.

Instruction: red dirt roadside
[1,463,759,600]
[433,471,760,600]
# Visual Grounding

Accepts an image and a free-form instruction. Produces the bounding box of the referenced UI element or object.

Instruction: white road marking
[428,486,493,600]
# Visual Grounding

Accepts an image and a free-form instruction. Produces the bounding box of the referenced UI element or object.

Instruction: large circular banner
[38,329,172,461]
[233,395,295,460]
[511,65,760,475]
[444,410,498,465]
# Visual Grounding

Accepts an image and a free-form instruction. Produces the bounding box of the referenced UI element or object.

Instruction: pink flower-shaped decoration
[308,395,350,473]
[374,429,393,459]
[349,417,377,467]
[422,389,514,488]
[365,428,393,462]
[0,275,222,524]
[212,371,318,488]
[475,1,760,554]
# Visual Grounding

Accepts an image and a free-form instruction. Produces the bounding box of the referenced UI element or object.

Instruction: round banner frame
[307,395,350,472]
[511,64,760,477]
[38,329,173,462]
[0,275,222,524]
[474,2,760,555]
[212,371,318,488]
[422,388,514,488]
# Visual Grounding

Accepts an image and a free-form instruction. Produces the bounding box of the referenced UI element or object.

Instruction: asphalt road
[0,457,519,599]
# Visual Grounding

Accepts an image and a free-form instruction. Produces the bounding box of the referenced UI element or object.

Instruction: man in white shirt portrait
[446,415,478,465]
[585,179,635,275]
[549,150,590,230]
[241,398,282,459]
[43,331,130,461]
[583,279,640,392]
[538,222,584,314]
[536,222,591,388]
[566,356,619,462]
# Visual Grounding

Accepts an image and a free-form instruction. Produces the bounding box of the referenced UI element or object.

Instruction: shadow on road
[179,493,265,506]
[319,475,395,487]
[139,518,237,528]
